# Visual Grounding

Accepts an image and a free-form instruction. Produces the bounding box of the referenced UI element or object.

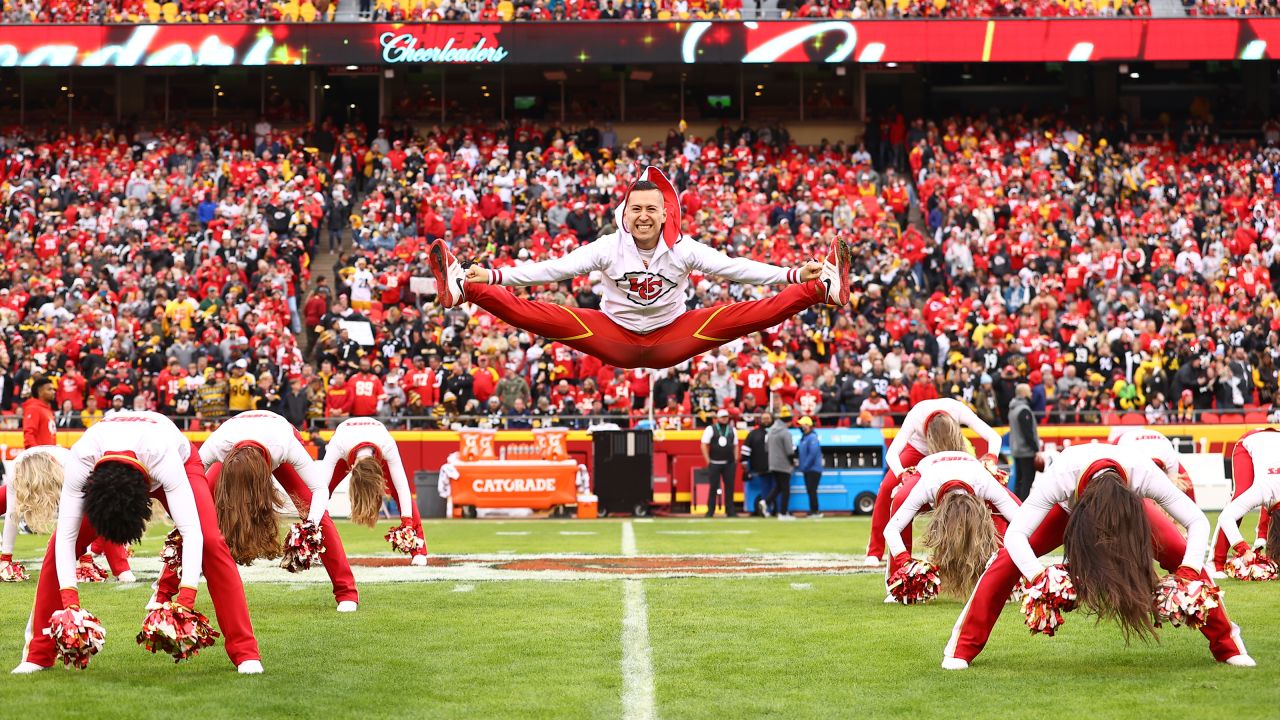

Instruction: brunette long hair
[347,456,387,528]
[214,446,283,565]
[1267,509,1280,557]
[923,492,999,600]
[1063,469,1158,643]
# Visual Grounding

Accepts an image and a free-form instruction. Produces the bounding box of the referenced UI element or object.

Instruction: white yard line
[621,520,638,556]
[620,521,657,720]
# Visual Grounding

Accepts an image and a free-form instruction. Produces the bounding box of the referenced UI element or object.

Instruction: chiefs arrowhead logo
[619,272,675,306]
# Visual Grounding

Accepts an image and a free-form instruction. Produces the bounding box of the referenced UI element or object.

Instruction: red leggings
[467,281,823,369]
[945,501,1247,664]
[1212,429,1275,568]
[25,442,260,667]
[865,445,927,559]
[885,473,1019,557]
[158,462,359,605]
[328,464,427,557]
[0,486,132,576]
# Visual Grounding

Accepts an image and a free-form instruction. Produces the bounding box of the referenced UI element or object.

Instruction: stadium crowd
[2,104,1280,437]
[0,0,1153,22]
[1186,0,1280,17]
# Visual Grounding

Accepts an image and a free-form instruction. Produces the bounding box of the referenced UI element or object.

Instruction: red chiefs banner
[0,19,1277,66]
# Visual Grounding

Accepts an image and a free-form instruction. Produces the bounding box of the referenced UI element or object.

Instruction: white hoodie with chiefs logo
[489,167,799,334]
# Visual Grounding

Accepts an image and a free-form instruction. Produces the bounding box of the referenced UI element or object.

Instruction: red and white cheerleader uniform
[23,412,260,669]
[867,399,1003,562]
[1215,454,1280,560]
[188,410,358,607]
[3,446,135,581]
[883,451,1022,579]
[1212,429,1278,571]
[319,417,428,560]
[433,167,848,370]
[944,443,1248,668]
[1111,427,1195,501]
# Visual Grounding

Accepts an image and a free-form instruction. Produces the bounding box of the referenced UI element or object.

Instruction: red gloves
[0,553,12,563]
[1233,541,1253,557]
[889,552,911,575]
[1174,565,1202,582]
[175,586,198,610]
[60,588,81,609]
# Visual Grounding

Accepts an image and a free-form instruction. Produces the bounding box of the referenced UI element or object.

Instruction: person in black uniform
[741,411,774,516]
[700,409,739,517]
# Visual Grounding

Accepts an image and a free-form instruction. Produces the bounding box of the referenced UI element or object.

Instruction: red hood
[615,166,682,249]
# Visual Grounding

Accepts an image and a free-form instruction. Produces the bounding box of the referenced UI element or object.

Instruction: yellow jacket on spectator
[228,373,255,412]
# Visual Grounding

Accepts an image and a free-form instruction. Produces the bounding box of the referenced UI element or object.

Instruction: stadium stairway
[1149,0,1187,16]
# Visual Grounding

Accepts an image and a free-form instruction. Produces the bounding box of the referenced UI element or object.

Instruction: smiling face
[624,188,665,248]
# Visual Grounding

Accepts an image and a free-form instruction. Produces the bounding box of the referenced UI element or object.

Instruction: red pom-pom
[161,528,183,574]
[886,558,941,605]
[44,607,106,669]
[136,604,221,663]
[1154,573,1222,629]
[384,524,425,555]
[1225,553,1279,582]
[0,560,29,582]
[280,521,325,573]
[76,555,109,583]
[1020,564,1077,636]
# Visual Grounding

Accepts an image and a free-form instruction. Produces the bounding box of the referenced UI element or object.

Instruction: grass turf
[0,514,1273,719]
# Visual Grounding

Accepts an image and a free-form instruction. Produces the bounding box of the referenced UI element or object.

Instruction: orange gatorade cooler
[576,494,598,519]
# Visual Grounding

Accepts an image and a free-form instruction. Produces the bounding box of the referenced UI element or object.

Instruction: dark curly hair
[84,462,152,544]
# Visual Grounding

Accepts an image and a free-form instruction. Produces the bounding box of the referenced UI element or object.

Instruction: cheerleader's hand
[1174,565,1203,582]
[175,586,198,611]
[1233,542,1256,565]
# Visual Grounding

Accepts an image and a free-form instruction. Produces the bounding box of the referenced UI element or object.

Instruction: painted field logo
[471,478,557,493]
[379,29,509,64]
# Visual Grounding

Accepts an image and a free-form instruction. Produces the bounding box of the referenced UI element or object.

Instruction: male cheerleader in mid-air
[428,167,852,370]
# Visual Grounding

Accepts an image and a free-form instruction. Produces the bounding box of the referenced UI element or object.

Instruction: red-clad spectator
[349,361,384,417]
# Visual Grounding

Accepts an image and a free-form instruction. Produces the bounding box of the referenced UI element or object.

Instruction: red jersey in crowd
[349,372,384,417]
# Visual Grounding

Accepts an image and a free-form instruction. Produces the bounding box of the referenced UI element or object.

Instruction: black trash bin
[592,430,653,516]
[414,471,447,519]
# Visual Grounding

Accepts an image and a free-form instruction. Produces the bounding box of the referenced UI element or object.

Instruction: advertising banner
[0,19,1278,67]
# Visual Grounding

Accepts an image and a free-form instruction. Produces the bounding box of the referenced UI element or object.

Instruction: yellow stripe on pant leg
[692,305,732,343]
[549,305,595,342]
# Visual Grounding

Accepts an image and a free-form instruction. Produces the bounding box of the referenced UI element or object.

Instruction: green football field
[0,515,1274,720]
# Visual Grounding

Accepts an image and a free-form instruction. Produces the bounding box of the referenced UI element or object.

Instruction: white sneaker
[883,594,897,604]
[818,236,852,306]
[117,571,137,584]
[10,662,49,675]
[145,592,164,610]
[1226,654,1257,667]
[778,514,796,521]
[809,513,824,519]
[411,555,428,567]
[337,601,359,613]
[863,555,881,567]
[756,499,769,517]
[237,660,265,675]
[429,239,467,309]
[941,658,970,671]
[1208,567,1227,580]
